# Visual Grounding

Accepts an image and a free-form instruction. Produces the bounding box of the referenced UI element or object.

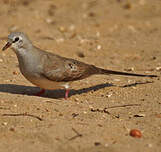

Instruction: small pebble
[106,93,112,98]
[96,45,101,50]
[9,127,15,132]
[94,142,101,146]
[46,18,53,24]
[124,67,134,72]
[59,113,63,116]
[77,52,85,58]
[58,26,66,33]
[123,3,132,9]
[69,24,75,31]
[96,31,100,37]
[147,143,152,148]
[21,0,30,6]
[88,12,95,17]
[133,114,145,117]
[156,67,161,71]
[2,122,8,126]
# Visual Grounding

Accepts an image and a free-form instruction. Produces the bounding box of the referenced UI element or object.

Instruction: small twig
[107,104,141,109]
[91,108,110,114]
[90,104,141,118]
[121,81,153,88]
[2,113,43,121]
[90,108,119,118]
[69,128,82,141]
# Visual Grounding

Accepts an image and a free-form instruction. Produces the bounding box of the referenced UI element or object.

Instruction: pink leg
[35,89,45,96]
[65,89,70,100]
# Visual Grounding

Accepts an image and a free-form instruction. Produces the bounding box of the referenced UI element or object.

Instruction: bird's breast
[17,51,43,79]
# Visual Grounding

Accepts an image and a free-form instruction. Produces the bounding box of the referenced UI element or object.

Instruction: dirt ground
[0,0,160,152]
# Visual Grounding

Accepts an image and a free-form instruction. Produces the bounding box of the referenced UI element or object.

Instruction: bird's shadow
[0,83,114,99]
[0,81,152,99]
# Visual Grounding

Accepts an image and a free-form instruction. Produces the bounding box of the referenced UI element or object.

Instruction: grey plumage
[2,32,157,98]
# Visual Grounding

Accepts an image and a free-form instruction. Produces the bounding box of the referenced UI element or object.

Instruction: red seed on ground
[130,129,142,138]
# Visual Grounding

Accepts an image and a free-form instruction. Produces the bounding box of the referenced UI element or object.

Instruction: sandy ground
[0,0,161,152]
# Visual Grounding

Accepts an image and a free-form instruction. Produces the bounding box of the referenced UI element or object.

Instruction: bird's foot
[65,89,70,100]
[34,89,45,96]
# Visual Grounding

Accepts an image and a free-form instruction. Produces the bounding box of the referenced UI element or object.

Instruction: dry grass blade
[2,113,43,121]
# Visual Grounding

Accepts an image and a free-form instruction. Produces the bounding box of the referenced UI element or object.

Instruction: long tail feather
[97,68,157,77]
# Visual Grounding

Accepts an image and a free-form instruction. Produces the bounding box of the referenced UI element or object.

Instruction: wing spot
[68,63,77,71]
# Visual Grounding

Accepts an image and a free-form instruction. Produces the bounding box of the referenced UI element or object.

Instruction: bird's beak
[2,42,12,51]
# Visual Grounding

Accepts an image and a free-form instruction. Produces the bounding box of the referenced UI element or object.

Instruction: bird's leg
[65,89,70,100]
[35,89,45,96]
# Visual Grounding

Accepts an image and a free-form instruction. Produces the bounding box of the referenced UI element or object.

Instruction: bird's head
[2,32,32,52]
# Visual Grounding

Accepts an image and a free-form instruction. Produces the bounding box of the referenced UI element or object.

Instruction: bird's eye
[13,37,19,43]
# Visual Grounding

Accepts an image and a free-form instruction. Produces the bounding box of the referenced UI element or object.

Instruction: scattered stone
[156,67,161,71]
[2,122,8,126]
[9,127,15,132]
[46,18,53,24]
[69,24,76,31]
[152,56,156,60]
[133,113,145,117]
[123,3,132,9]
[124,67,134,72]
[59,113,63,116]
[58,26,67,33]
[106,92,113,98]
[77,52,85,58]
[96,31,100,37]
[147,143,153,148]
[96,45,101,50]
[94,142,101,146]
[88,12,95,17]
[21,0,30,6]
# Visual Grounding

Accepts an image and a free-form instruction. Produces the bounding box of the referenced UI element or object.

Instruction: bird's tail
[96,67,157,78]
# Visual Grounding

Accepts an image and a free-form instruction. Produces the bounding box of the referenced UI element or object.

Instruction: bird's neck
[13,45,32,58]
[14,46,39,76]
[13,46,35,67]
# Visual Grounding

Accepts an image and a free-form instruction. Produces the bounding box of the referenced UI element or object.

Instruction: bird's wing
[42,53,97,82]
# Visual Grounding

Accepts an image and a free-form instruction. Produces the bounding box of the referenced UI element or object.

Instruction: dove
[2,32,157,99]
